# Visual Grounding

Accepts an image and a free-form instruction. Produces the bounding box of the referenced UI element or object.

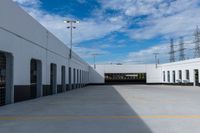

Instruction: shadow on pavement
[0,85,153,133]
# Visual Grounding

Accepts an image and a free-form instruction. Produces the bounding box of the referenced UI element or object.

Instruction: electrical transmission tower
[179,37,185,61]
[169,38,175,62]
[194,26,200,58]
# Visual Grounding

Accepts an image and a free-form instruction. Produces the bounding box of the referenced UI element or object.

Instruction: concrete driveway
[0,85,200,133]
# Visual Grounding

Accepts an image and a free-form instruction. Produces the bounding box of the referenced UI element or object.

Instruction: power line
[150,26,200,63]
[194,26,200,58]
[169,38,175,62]
[178,37,185,61]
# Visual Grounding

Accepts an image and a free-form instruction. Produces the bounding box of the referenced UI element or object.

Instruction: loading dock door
[173,71,176,83]
[105,73,146,84]
[30,59,37,99]
[194,69,199,86]
[73,68,76,89]
[77,69,79,88]
[0,53,6,106]
[50,64,57,94]
[68,67,72,90]
[61,66,66,92]
[30,59,42,98]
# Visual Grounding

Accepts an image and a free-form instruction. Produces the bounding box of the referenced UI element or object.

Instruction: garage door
[105,73,146,84]
[0,53,6,106]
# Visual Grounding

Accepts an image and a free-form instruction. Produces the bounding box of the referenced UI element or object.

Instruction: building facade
[160,58,200,86]
[90,59,200,86]
[1,0,200,107]
[89,64,161,84]
[0,0,90,106]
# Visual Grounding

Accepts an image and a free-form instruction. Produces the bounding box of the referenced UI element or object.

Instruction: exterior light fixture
[64,20,79,58]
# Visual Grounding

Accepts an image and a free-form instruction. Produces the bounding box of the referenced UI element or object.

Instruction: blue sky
[13,0,200,64]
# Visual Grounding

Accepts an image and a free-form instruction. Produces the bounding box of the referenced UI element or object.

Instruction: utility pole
[169,38,175,62]
[64,20,79,59]
[179,37,185,61]
[194,26,200,58]
[153,53,159,68]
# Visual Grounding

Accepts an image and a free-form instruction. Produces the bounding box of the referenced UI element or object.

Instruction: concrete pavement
[0,85,200,133]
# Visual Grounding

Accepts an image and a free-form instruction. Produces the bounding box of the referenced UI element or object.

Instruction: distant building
[91,59,200,86]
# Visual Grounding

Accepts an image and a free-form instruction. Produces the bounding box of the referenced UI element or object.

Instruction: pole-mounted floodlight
[64,20,80,24]
[64,20,79,58]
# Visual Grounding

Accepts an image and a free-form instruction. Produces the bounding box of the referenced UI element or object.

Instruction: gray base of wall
[14,84,87,103]
[57,85,63,93]
[89,83,198,86]
[144,83,196,86]
[13,82,198,104]
[164,83,194,86]
[88,83,147,85]
[14,85,31,102]
[43,85,52,96]
[146,83,163,85]
[66,85,70,91]
[15,85,54,102]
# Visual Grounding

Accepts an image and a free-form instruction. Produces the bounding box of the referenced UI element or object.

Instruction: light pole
[64,20,79,59]
[92,53,101,69]
[153,53,159,68]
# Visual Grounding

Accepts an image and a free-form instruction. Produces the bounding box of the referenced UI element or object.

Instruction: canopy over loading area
[105,73,146,84]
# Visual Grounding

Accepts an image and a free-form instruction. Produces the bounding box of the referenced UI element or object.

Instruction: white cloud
[125,43,168,64]
[13,0,125,59]
[13,0,40,7]
[128,7,200,40]
[73,46,109,58]
[13,0,200,63]
[14,1,125,45]
[124,38,196,64]
[100,0,200,40]
[99,0,198,18]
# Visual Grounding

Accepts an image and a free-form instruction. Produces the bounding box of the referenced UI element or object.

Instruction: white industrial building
[0,0,90,106]
[90,58,200,86]
[0,0,200,106]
